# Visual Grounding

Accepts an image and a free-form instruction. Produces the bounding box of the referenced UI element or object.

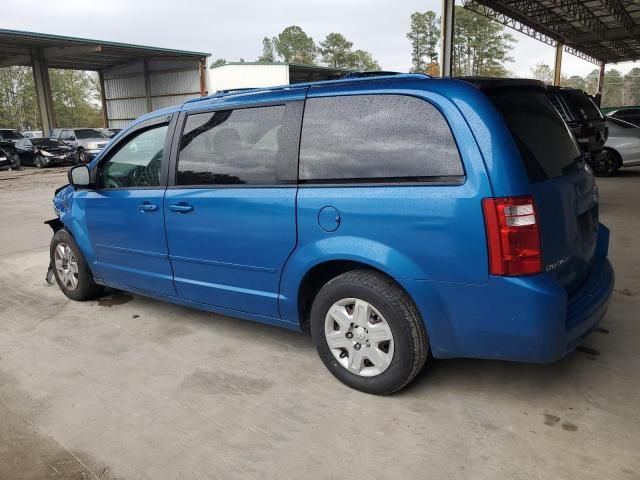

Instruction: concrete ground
[0,165,638,480]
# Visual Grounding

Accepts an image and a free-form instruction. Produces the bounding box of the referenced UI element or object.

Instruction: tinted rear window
[299,94,463,182]
[562,91,602,120]
[486,89,581,182]
[75,129,107,139]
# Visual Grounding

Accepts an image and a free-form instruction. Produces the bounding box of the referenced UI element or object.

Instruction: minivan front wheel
[50,229,103,301]
[310,270,428,394]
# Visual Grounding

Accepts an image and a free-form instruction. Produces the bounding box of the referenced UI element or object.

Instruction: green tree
[624,67,640,105]
[1,67,105,131]
[211,58,227,68]
[601,69,624,107]
[561,75,586,90]
[258,38,276,63]
[585,69,600,95]
[346,50,381,71]
[0,66,40,131]
[407,11,440,73]
[453,6,515,77]
[319,33,354,68]
[530,62,554,84]
[49,69,103,127]
[273,26,316,64]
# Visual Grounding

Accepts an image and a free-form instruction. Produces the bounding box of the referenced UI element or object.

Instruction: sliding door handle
[138,202,158,213]
[169,203,194,213]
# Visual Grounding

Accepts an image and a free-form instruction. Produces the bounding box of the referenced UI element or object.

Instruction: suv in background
[547,87,609,174]
[48,75,614,394]
[52,128,110,163]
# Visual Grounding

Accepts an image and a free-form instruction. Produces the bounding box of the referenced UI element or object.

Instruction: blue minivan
[49,74,614,394]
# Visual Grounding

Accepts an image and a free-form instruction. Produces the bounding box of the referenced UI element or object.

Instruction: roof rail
[185,72,431,105]
[215,87,260,94]
[342,71,422,79]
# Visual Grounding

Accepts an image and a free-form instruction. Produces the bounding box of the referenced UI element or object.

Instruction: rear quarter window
[299,94,463,182]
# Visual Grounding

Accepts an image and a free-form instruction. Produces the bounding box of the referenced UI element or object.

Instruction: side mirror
[68,165,91,188]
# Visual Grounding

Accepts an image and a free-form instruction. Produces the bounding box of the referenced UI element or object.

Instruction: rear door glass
[486,89,581,182]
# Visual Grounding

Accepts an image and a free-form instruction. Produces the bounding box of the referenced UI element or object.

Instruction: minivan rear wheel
[50,229,103,301]
[310,270,428,394]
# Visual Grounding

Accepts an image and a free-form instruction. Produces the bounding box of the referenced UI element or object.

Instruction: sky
[2,0,640,78]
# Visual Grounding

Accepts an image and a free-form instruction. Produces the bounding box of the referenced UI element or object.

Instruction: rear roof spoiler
[455,76,546,92]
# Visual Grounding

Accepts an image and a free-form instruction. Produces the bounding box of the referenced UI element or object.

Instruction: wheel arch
[294,259,419,331]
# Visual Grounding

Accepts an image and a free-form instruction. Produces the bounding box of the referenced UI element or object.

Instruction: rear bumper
[564,255,613,352]
[399,224,614,363]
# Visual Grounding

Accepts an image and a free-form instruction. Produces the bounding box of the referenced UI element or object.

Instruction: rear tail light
[482,196,542,276]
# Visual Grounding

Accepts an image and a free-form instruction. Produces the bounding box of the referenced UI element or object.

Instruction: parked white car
[603,117,640,175]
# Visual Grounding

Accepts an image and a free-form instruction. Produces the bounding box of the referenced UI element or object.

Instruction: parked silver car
[603,117,640,175]
[52,128,110,163]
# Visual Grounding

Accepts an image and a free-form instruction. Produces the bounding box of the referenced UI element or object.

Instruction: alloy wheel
[54,242,79,291]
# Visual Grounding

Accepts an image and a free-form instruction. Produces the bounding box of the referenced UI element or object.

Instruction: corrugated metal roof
[0,28,209,70]
[464,0,640,64]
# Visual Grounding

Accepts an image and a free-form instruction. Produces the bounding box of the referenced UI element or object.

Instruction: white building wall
[209,64,289,92]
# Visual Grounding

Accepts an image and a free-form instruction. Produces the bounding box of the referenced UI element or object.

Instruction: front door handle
[169,203,194,213]
[138,202,158,213]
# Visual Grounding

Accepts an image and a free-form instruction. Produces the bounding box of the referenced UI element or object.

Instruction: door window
[177,105,286,185]
[99,124,168,189]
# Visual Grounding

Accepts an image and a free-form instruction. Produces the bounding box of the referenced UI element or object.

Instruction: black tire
[593,148,622,177]
[310,269,428,394]
[50,229,103,301]
[599,149,622,176]
[34,154,44,169]
[78,149,88,164]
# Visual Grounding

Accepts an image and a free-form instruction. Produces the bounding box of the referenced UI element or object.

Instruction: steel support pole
[98,71,109,128]
[31,48,56,135]
[597,62,606,95]
[594,61,606,107]
[440,0,455,77]
[553,43,563,86]
[143,60,152,113]
[199,57,208,96]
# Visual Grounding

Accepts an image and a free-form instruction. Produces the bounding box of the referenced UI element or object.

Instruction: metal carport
[0,29,210,132]
[439,0,640,98]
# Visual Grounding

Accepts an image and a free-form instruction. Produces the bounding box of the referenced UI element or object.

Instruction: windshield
[32,138,65,147]
[487,89,581,182]
[0,130,23,140]
[75,129,107,139]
